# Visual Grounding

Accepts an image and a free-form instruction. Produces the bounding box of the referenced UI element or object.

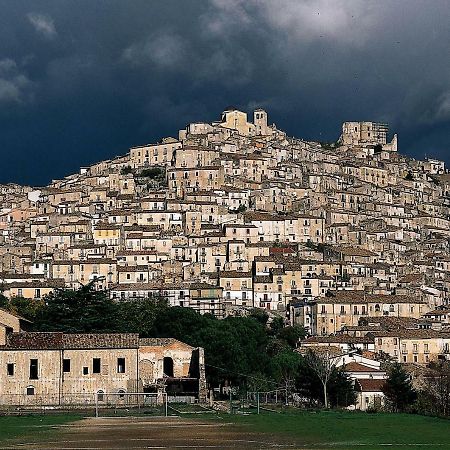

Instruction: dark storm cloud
[0,0,449,185]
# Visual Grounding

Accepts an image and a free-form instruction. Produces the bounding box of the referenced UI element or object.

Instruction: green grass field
[0,410,449,449]
[0,414,82,444]
[217,410,450,449]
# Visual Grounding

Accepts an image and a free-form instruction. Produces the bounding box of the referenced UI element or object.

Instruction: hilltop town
[1,107,450,373]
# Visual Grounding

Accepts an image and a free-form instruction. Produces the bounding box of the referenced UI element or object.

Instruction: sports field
[1,410,449,449]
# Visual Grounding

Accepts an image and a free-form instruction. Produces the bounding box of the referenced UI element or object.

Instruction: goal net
[94,392,168,417]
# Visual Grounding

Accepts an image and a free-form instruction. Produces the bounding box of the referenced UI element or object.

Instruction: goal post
[95,392,168,418]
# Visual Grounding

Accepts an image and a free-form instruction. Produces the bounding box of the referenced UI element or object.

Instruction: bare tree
[303,348,340,409]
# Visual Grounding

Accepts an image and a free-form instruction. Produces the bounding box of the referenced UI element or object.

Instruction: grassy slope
[0,414,82,444]
[217,410,450,449]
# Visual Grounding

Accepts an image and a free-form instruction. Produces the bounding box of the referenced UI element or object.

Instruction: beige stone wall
[0,349,61,405]
[61,348,138,401]
[139,342,193,382]
[0,310,21,332]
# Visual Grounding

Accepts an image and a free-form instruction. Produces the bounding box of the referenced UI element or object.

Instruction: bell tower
[254,109,268,135]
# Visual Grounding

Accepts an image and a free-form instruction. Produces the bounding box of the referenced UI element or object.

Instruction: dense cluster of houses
[1,107,450,408]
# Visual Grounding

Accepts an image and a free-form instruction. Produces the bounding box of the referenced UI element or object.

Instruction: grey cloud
[27,12,57,38]
[0,0,449,185]
[0,58,32,104]
[122,32,187,68]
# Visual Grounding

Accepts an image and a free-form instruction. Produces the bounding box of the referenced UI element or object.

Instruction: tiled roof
[1,332,140,350]
[63,333,139,349]
[343,362,382,373]
[318,291,424,304]
[356,379,386,392]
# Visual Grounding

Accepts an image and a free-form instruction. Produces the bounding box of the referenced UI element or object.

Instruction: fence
[0,392,168,417]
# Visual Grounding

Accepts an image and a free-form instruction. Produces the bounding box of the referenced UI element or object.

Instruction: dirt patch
[3,416,299,449]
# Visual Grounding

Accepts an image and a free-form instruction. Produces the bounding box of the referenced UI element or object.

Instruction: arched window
[117,389,126,400]
[26,385,35,396]
[375,304,380,312]
[97,390,105,402]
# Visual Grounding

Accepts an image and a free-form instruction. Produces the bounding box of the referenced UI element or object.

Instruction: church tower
[253,109,269,135]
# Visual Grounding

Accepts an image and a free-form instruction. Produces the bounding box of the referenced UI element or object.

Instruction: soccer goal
[94,392,168,417]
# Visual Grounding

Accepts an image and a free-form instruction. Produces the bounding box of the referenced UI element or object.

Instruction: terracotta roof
[319,291,424,304]
[302,335,374,344]
[63,333,139,349]
[356,379,386,392]
[1,332,140,350]
[343,362,382,373]
[220,271,252,278]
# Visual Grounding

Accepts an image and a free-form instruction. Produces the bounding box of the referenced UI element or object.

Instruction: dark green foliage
[319,141,338,150]
[139,167,164,179]
[374,144,383,153]
[116,295,169,336]
[416,361,450,417]
[296,357,356,408]
[248,308,269,325]
[1,296,44,322]
[150,306,272,386]
[15,285,351,406]
[34,284,120,333]
[382,363,417,412]
[234,204,247,213]
[120,165,133,175]
[277,325,306,347]
[0,292,8,308]
[405,171,414,181]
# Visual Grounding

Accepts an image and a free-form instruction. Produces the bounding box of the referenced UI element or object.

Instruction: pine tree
[382,363,416,412]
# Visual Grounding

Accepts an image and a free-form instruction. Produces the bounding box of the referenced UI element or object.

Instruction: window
[26,386,35,396]
[63,359,71,373]
[29,359,38,380]
[97,390,104,402]
[7,363,14,376]
[117,358,126,373]
[83,367,89,375]
[163,357,174,377]
[375,304,380,312]
[93,358,101,374]
[118,389,126,399]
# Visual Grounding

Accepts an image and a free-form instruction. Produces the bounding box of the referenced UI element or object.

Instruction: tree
[7,296,44,322]
[120,165,133,175]
[139,167,164,179]
[382,363,416,412]
[302,349,340,408]
[417,361,450,417]
[0,292,8,308]
[116,296,168,336]
[277,325,306,348]
[34,283,120,333]
[273,349,300,401]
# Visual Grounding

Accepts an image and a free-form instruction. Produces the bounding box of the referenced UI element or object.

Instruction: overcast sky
[0,0,449,185]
